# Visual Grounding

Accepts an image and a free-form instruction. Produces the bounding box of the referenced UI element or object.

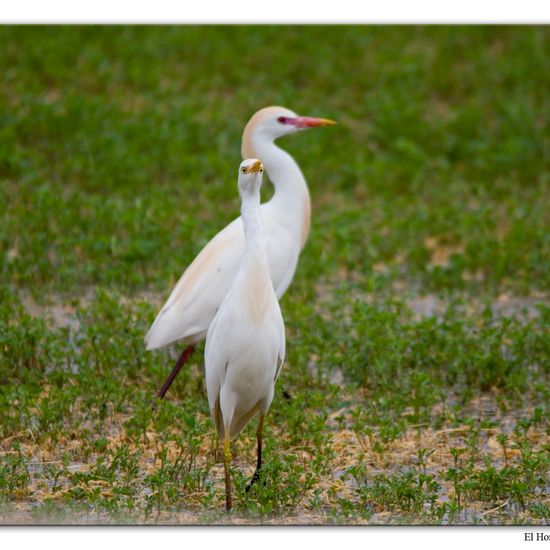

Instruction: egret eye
[277,116,287,124]
[241,167,246,174]
[259,168,263,173]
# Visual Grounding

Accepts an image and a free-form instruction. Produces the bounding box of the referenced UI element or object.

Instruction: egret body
[145,107,334,398]
[205,159,285,512]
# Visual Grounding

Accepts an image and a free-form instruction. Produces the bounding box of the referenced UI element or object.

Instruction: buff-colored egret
[205,159,285,512]
[145,106,335,398]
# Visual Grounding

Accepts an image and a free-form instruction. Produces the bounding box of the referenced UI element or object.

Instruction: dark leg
[156,345,195,399]
[224,432,232,512]
[245,414,264,492]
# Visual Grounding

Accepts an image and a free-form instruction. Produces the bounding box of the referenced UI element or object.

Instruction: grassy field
[0,26,549,525]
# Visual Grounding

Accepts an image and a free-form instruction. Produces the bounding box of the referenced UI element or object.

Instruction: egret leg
[223,431,232,512]
[245,414,264,492]
[156,345,195,399]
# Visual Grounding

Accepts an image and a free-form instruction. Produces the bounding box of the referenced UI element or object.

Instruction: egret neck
[240,183,267,261]
[243,133,311,249]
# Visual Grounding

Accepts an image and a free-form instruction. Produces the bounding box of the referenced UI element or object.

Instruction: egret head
[238,158,264,196]
[242,106,336,157]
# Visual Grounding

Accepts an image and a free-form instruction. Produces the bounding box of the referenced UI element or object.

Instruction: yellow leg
[223,431,232,512]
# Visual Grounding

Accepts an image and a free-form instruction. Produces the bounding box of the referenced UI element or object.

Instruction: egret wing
[145,217,245,350]
[273,301,286,381]
[145,206,298,351]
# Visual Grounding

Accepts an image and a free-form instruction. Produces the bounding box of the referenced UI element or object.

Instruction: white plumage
[145,106,335,354]
[204,158,285,511]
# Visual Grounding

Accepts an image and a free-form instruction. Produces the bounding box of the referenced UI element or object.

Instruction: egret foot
[156,345,195,399]
[245,467,263,493]
[245,414,264,493]
[223,432,232,512]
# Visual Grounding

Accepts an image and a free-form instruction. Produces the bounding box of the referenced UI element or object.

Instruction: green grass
[0,26,549,524]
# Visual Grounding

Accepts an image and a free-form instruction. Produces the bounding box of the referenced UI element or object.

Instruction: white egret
[145,106,335,398]
[205,158,285,512]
